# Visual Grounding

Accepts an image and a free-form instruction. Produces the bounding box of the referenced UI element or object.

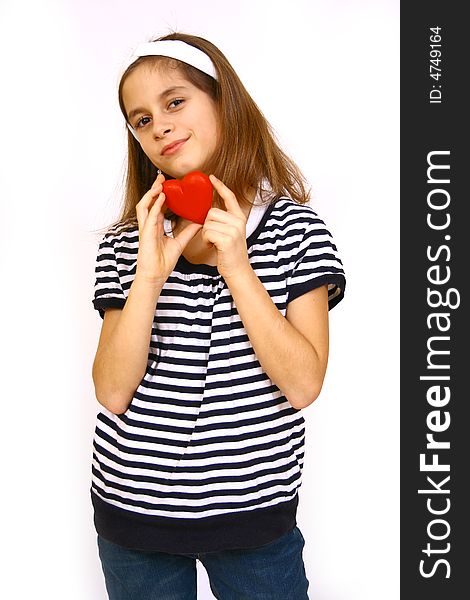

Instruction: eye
[135,116,151,129]
[168,98,184,109]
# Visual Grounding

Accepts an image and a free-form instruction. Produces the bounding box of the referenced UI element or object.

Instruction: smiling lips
[161,137,189,156]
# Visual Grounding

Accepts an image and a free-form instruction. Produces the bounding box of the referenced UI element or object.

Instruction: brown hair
[105,32,310,233]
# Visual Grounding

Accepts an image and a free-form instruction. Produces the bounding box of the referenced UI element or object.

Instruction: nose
[152,119,173,139]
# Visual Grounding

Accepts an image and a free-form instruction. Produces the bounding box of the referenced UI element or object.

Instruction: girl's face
[122,64,219,178]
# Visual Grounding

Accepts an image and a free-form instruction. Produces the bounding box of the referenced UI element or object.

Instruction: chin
[168,168,196,179]
[165,158,207,179]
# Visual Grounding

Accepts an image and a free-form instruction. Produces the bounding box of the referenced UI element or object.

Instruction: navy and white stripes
[90,196,345,551]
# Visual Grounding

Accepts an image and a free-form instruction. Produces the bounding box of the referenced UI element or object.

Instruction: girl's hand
[202,175,252,280]
[135,173,202,285]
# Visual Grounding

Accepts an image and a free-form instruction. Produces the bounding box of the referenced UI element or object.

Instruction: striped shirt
[91,196,346,553]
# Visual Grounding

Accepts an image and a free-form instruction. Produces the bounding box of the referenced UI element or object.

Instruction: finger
[139,181,162,204]
[152,172,165,187]
[209,175,245,218]
[139,191,165,231]
[202,228,228,250]
[174,222,203,250]
[203,221,238,237]
[136,188,160,226]
[147,192,166,222]
[138,183,163,216]
[205,207,236,224]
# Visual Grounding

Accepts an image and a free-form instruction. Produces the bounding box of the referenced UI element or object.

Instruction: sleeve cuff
[287,274,346,310]
[92,297,126,319]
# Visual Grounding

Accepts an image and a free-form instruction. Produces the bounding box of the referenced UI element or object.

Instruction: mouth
[161,137,190,156]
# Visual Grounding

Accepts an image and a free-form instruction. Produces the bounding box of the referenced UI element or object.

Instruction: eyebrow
[127,86,189,121]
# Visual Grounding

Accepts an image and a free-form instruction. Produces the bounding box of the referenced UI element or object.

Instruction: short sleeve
[287,214,346,310]
[92,233,127,319]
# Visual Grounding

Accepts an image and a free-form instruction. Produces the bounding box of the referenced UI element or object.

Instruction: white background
[1,0,399,598]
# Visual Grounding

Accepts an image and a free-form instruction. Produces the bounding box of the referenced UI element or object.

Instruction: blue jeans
[97,526,310,599]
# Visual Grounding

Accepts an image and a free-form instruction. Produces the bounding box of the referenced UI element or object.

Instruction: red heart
[162,171,213,225]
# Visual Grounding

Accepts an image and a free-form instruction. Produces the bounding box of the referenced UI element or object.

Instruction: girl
[91,32,346,599]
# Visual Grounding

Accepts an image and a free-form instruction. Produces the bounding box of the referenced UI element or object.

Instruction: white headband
[130,40,218,80]
[125,40,218,141]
